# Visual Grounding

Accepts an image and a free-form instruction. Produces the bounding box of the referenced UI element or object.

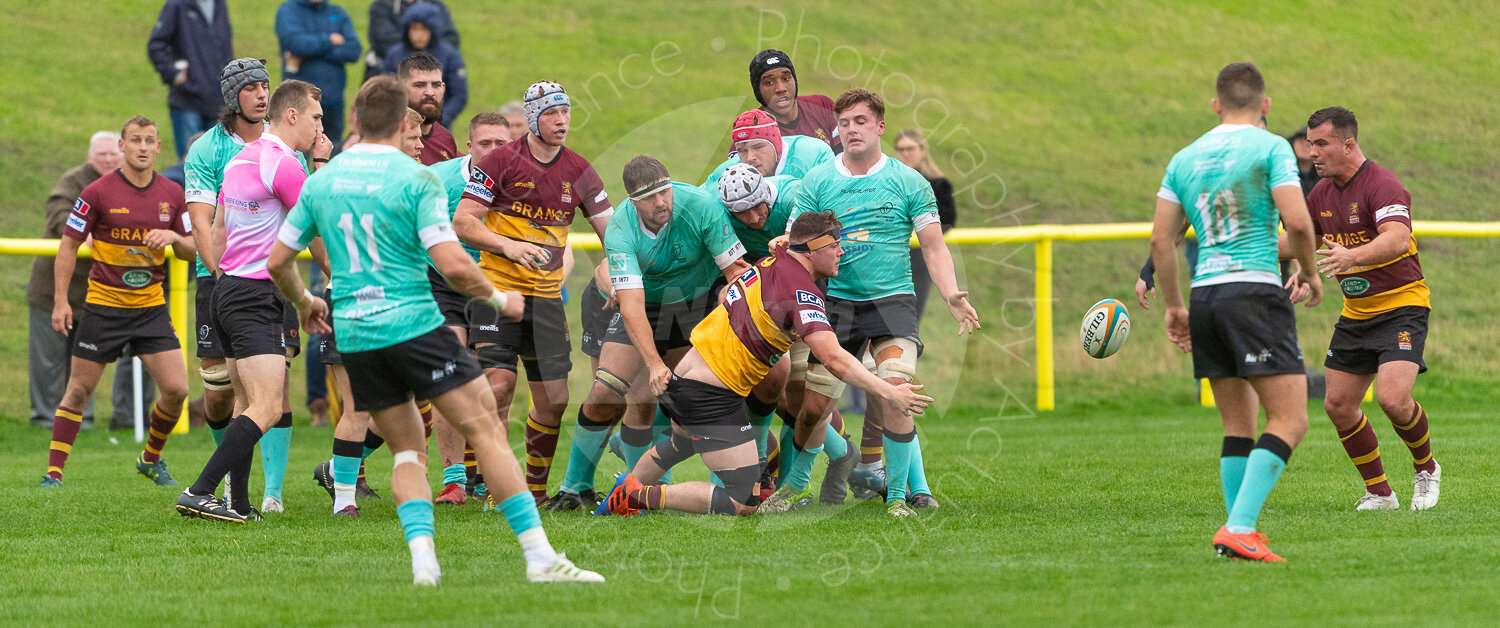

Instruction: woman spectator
[894,129,957,319]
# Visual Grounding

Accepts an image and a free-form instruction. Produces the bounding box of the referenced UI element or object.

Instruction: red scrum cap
[730,110,783,161]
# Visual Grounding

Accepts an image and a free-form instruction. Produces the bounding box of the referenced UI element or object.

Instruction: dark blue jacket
[147,0,234,116]
[382,2,467,127]
[275,0,362,104]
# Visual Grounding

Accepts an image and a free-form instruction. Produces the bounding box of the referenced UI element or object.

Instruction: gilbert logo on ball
[1080,298,1130,359]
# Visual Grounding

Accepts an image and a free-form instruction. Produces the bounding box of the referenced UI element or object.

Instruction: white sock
[854,461,881,473]
[408,535,440,575]
[517,527,558,568]
[333,491,356,513]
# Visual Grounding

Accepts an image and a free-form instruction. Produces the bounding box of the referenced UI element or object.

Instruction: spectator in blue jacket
[275,0,362,147]
[382,2,466,127]
[147,0,234,159]
[363,0,459,84]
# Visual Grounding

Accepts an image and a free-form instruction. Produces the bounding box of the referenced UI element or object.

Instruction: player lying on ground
[598,211,931,516]
[266,76,602,584]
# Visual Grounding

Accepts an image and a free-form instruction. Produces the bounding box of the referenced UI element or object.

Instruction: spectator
[893,129,957,320]
[383,2,467,127]
[1288,126,1321,196]
[147,0,234,160]
[27,132,157,430]
[363,0,458,84]
[276,0,361,147]
[499,100,526,139]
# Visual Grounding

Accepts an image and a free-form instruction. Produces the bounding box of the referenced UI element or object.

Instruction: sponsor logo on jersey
[464,181,495,203]
[1397,330,1413,351]
[725,285,743,304]
[800,310,829,325]
[1340,277,1371,296]
[560,181,573,205]
[739,267,759,286]
[121,269,152,288]
[73,198,90,215]
[66,214,87,232]
[352,285,386,305]
[795,290,824,307]
[608,253,629,272]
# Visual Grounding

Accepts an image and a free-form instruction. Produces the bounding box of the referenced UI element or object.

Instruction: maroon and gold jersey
[460,140,611,297]
[63,171,189,308]
[773,94,842,154]
[1307,160,1428,320]
[692,251,834,397]
[419,122,460,165]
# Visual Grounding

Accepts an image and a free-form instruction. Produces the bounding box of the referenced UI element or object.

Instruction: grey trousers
[28,306,156,428]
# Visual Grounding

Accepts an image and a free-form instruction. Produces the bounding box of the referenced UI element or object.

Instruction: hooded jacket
[147,0,234,117]
[382,2,467,127]
[275,0,362,101]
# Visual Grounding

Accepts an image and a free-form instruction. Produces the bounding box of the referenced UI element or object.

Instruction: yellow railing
[10,218,1492,419]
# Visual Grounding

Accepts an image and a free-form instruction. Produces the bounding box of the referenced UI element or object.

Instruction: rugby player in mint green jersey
[264,76,602,585]
[546,155,751,511]
[702,109,833,188]
[766,89,979,517]
[1151,63,1320,562]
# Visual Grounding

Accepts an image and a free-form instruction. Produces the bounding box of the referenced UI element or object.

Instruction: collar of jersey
[260,132,294,155]
[1208,123,1259,134]
[344,143,402,155]
[834,152,888,178]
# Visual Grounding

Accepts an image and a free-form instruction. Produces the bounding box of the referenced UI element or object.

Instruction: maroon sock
[525,415,560,501]
[46,406,85,479]
[1391,401,1436,473]
[141,402,180,463]
[418,401,434,439]
[860,412,883,465]
[1338,415,1391,496]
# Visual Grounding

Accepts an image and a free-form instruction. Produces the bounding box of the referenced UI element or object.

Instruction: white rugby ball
[1080,298,1130,359]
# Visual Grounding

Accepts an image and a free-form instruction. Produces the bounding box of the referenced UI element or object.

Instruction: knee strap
[392,449,424,469]
[474,343,518,371]
[804,363,846,399]
[873,337,920,382]
[594,366,630,398]
[788,343,810,382]
[647,430,694,471]
[710,463,759,514]
[199,362,232,391]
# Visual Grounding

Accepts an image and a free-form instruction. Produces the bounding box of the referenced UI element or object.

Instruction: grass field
[3,1,1499,625]
[2,375,1495,626]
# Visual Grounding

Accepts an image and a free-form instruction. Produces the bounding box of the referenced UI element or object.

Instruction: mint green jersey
[277,143,454,353]
[605,182,746,304]
[790,154,939,300]
[1158,124,1300,288]
[183,123,305,277]
[702,134,834,188]
[429,155,481,262]
[724,175,800,261]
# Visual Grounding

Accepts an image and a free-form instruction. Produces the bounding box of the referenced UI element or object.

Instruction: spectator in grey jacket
[147,0,234,159]
[363,0,458,84]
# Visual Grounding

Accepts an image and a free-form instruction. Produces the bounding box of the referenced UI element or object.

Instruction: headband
[789,230,840,253]
[627,177,672,201]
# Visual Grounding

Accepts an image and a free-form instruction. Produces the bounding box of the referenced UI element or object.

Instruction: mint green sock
[905,433,929,496]
[1226,441,1291,533]
[396,499,434,542]
[787,444,823,491]
[776,425,795,481]
[822,424,848,460]
[883,433,914,503]
[442,463,465,486]
[560,410,612,494]
[260,414,292,500]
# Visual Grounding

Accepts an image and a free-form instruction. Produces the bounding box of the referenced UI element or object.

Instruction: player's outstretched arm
[615,288,671,395]
[916,222,979,335]
[804,330,932,416]
[429,240,523,322]
[268,240,331,335]
[1148,196,1191,352]
[1272,186,1322,307]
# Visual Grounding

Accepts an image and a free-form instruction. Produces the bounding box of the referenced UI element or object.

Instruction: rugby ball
[1080,298,1130,359]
